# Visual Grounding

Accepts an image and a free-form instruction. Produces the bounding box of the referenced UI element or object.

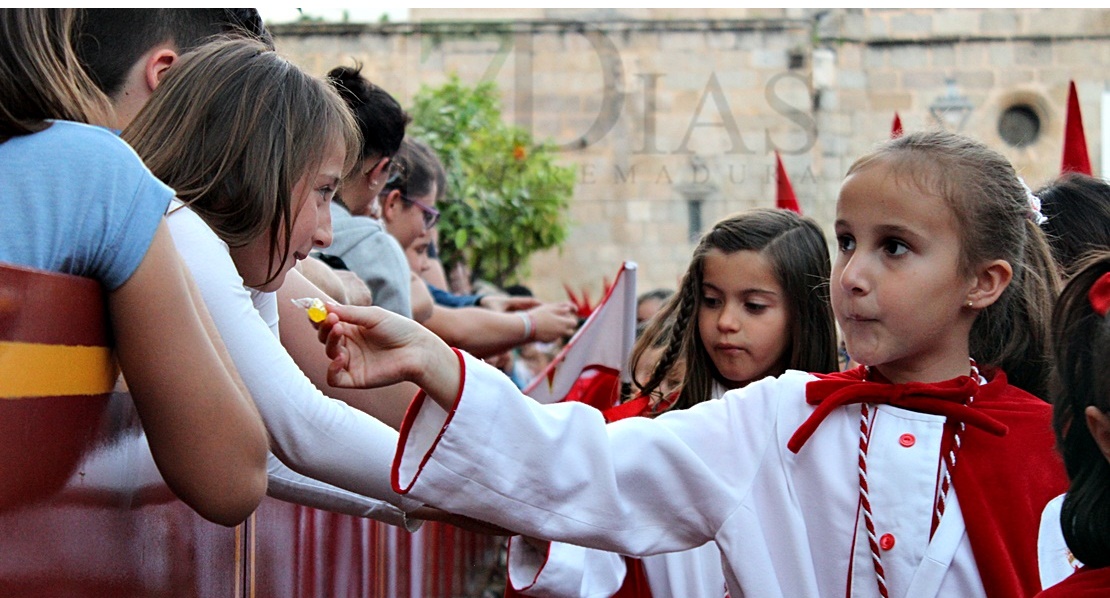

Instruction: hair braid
[642,269,697,409]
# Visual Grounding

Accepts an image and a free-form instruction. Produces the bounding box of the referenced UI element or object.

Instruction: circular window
[998,105,1041,147]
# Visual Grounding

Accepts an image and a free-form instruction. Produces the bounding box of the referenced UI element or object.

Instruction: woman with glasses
[379,138,442,251]
[380,138,580,357]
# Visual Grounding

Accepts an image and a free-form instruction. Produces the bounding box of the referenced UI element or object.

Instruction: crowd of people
[3,8,1110,598]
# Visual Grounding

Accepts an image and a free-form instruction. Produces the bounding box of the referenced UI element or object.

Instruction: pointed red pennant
[775,151,801,213]
[580,288,593,319]
[1062,81,1093,175]
[563,282,580,308]
[525,263,638,407]
[564,282,598,319]
[891,112,904,139]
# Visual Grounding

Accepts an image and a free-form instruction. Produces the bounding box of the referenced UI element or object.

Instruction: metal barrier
[0,263,500,597]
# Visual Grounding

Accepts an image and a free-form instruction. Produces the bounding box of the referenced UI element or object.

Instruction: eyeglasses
[366,156,405,185]
[399,193,440,229]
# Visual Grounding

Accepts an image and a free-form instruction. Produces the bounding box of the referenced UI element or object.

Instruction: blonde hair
[124,38,359,286]
[0,8,111,139]
[848,130,1061,398]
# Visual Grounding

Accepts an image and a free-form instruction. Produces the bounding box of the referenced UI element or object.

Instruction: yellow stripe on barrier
[0,341,116,398]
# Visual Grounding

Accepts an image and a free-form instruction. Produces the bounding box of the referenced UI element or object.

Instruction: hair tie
[1018,177,1047,226]
[1090,272,1110,317]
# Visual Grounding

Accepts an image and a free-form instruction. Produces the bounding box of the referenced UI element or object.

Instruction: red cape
[955,368,1068,597]
[810,367,1068,597]
[1036,566,1110,597]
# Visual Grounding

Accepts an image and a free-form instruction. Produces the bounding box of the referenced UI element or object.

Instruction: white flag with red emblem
[523,262,638,408]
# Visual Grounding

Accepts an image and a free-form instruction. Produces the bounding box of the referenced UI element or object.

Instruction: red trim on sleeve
[391,347,467,494]
[504,536,551,594]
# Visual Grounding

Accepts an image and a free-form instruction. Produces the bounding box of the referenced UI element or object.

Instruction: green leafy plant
[410,75,576,288]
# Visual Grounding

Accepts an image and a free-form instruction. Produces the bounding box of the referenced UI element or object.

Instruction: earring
[967,300,974,308]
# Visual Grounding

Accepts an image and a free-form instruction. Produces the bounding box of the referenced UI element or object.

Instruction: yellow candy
[308,300,327,323]
[291,297,328,323]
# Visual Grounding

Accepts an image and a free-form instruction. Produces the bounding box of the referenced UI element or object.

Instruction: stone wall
[271,8,1110,300]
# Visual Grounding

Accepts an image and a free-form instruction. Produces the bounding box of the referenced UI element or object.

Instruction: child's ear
[966,259,1013,310]
[1085,406,1110,464]
[144,46,179,93]
[380,190,402,222]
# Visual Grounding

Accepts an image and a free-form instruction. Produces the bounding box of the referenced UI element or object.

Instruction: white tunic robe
[509,382,731,598]
[394,353,990,598]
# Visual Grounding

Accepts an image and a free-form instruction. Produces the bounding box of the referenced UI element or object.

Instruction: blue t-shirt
[0,121,174,290]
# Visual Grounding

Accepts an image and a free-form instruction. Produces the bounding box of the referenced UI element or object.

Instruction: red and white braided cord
[858,403,889,598]
[932,362,979,536]
[857,361,979,596]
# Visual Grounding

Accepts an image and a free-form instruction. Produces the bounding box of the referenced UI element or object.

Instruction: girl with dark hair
[1035,252,1110,596]
[506,208,838,597]
[635,207,838,413]
[323,64,414,316]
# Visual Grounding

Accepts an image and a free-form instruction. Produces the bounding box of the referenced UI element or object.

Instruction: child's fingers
[326,336,353,386]
[327,354,350,388]
[326,302,386,329]
[324,326,346,361]
[315,311,339,343]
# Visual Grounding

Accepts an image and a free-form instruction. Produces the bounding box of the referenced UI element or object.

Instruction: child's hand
[528,301,579,342]
[315,303,461,409]
[314,303,425,388]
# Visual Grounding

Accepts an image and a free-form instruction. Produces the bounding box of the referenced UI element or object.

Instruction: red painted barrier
[0,263,502,597]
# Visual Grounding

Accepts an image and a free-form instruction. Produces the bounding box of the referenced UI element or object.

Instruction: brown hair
[626,310,678,404]
[1050,251,1110,566]
[0,8,111,139]
[848,130,1060,398]
[123,38,359,286]
[640,208,838,412]
[381,136,440,200]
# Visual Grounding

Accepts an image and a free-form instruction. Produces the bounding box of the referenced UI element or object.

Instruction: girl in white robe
[508,208,839,598]
[316,131,1070,597]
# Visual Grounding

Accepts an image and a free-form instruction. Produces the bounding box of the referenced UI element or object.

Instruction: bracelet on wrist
[517,311,535,342]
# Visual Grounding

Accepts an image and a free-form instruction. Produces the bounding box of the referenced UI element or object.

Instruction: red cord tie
[787,375,1008,454]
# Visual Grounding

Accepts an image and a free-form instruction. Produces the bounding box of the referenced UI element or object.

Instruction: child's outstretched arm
[317,303,462,411]
[318,303,757,562]
[110,222,269,526]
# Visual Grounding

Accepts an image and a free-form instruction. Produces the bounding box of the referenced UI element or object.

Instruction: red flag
[562,282,580,308]
[1062,81,1093,175]
[524,262,638,409]
[775,152,801,213]
[891,112,904,138]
